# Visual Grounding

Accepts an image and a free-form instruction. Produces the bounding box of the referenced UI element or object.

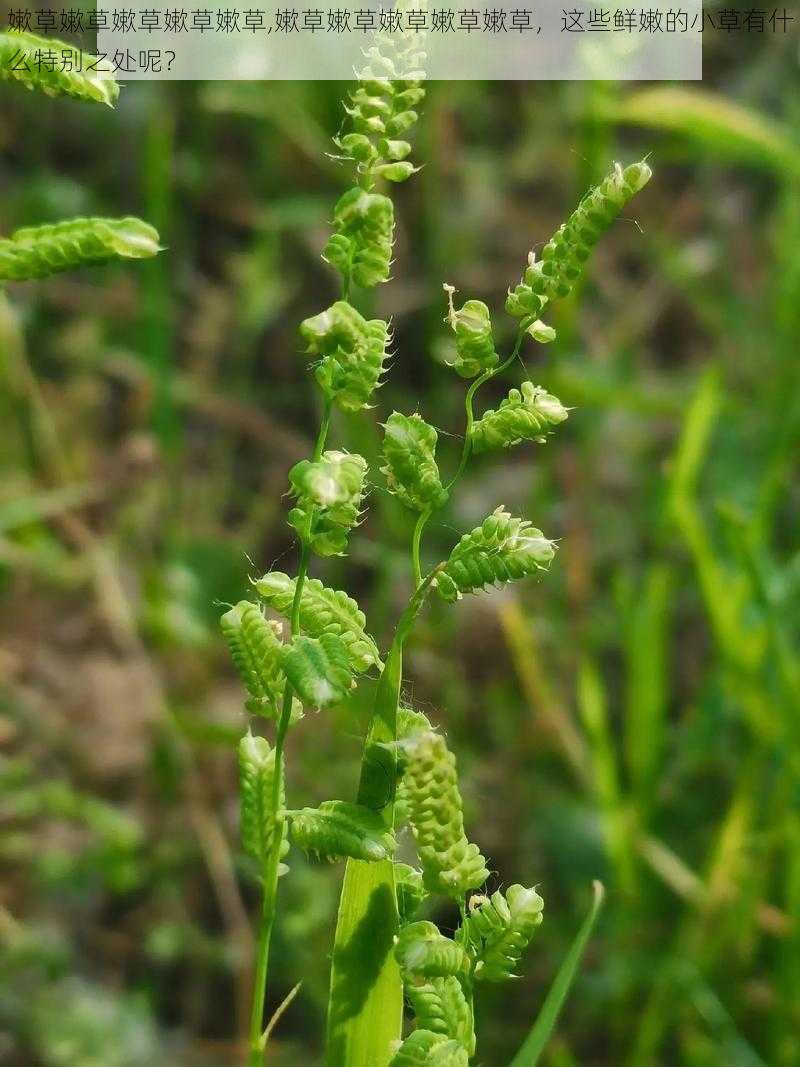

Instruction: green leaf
[508,881,605,1066]
[254,571,381,673]
[288,800,396,862]
[280,633,354,708]
[607,88,800,178]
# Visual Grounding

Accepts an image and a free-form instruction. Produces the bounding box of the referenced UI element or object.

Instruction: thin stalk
[247,398,332,1066]
[411,506,431,587]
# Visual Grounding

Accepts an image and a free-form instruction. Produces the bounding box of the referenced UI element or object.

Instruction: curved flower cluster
[238,733,287,865]
[443,286,499,379]
[401,731,489,898]
[435,507,555,603]
[300,300,390,413]
[381,412,449,512]
[465,884,544,982]
[506,159,652,319]
[288,800,395,863]
[0,216,160,281]
[288,450,368,557]
[220,601,300,722]
[254,571,381,673]
[389,1029,469,1067]
[0,29,118,106]
[280,633,354,709]
[470,382,568,453]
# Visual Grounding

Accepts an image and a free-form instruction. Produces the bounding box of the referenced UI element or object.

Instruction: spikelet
[287,450,368,557]
[506,160,652,319]
[0,30,118,107]
[435,507,555,603]
[280,633,355,709]
[301,301,389,413]
[323,188,395,289]
[220,601,301,723]
[465,884,544,982]
[381,412,448,512]
[389,1030,469,1067]
[395,921,469,979]
[395,863,426,925]
[237,733,287,866]
[253,571,380,673]
[0,217,160,282]
[443,285,499,379]
[470,382,568,453]
[402,731,489,898]
[406,977,475,1056]
[288,800,395,862]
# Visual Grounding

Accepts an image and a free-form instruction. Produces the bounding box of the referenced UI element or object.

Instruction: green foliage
[301,301,390,412]
[288,800,396,862]
[0,30,119,106]
[254,571,381,672]
[280,633,355,708]
[220,600,300,721]
[401,731,489,899]
[288,450,368,557]
[435,507,555,602]
[395,922,469,980]
[470,382,569,454]
[381,412,449,512]
[506,159,652,318]
[443,286,499,379]
[389,1029,470,1066]
[238,733,286,866]
[0,217,161,281]
[464,885,544,983]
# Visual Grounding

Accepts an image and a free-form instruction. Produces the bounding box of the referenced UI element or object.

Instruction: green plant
[0,29,160,282]
[220,27,651,1067]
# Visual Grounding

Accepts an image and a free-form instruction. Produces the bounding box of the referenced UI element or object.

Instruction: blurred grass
[1,16,799,1067]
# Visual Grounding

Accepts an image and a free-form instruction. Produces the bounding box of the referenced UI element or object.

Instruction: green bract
[300,300,389,413]
[288,450,368,557]
[0,30,119,106]
[280,633,354,709]
[435,507,556,602]
[444,285,499,379]
[507,159,652,318]
[465,885,544,982]
[381,412,448,512]
[0,217,161,282]
[471,382,569,453]
[288,800,396,862]
[253,571,380,673]
[401,731,490,899]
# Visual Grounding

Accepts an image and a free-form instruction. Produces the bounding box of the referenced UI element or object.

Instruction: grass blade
[509,881,605,1067]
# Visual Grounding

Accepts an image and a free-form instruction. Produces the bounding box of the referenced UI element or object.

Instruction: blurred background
[1,5,799,1065]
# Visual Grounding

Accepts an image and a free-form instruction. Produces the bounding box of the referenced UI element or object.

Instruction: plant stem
[247,398,332,1066]
[410,325,529,588]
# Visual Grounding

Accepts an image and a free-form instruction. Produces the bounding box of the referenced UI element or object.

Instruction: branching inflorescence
[219,15,651,1066]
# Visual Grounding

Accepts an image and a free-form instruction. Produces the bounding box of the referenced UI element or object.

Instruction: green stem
[247,398,332,1066]
[410,325,529,590]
